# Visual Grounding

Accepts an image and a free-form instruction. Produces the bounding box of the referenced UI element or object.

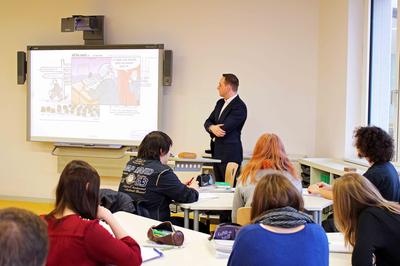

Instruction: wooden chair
[203,162,239,227]
[237,207,251,225]
[225,162,239,187]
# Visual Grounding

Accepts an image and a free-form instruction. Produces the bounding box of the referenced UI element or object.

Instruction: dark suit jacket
[204,95,247,163]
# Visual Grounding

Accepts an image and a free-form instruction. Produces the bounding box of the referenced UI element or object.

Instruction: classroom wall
[0,0,320,200]
[315,0,366,158]
[344,0,368,158]
[315,0,349,158]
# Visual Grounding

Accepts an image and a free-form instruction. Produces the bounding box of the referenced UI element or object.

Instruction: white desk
[177,192,333,230]
[303,193,333,224]
[111,211,351,266]
[178,192,233,231]
[113,211,225,266]
[330,253,352,266]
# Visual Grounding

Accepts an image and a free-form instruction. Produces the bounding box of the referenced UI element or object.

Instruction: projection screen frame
[27,44,164,147]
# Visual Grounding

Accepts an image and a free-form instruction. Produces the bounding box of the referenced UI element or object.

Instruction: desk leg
[312,211,322,225]
[312,211,319,225]
[184,209,189,229]
[317,211,322,225]
[193,211,199,231]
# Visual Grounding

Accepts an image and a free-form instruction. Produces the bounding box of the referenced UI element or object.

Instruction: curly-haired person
[309,126,400,203]
[306,126,400,232]
[354,126,400,202]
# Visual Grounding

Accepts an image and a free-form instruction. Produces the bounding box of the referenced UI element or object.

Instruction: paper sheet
[141,246,163,262]
[199,193,219,200]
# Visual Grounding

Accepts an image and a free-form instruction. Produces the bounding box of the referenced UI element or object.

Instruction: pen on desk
[187,177,194,186]
[153,248,164,256]
[143,243,180,250]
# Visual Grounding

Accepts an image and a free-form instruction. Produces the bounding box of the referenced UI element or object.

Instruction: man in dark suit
[204,73,247,182]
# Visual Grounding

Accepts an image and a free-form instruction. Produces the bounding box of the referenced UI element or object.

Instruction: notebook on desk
[141,246,163,263]
[212,239,234,258]
[199,193,219,200]
[198,186,234,193]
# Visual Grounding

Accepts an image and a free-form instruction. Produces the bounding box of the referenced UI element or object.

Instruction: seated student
[228,172,328,266]
[44,160,142,266]
[308,126,400,202]
[0,208,48,266]
[119,131,199,222]
[232,133,302,222]
[333,173,400,266]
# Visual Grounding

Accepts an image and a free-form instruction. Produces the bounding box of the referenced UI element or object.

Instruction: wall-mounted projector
[61,15,104,45]
[61,15,100,32]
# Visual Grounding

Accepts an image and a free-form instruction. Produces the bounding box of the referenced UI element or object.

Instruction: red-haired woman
[232,133,302,222]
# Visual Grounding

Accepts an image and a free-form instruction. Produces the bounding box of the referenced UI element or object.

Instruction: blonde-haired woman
[231,133,302,222]
[333,173,400,266]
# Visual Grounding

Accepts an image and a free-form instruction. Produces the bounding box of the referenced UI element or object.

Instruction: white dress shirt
[218,94,238,119]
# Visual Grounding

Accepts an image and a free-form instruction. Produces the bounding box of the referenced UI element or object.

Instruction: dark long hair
[49,160,100,219]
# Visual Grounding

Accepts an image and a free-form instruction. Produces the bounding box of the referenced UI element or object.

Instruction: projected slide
[29,47,161,145]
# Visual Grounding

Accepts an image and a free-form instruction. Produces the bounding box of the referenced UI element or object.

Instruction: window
[368,0,399,160]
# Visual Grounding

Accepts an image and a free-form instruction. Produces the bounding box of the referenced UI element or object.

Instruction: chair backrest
[225,162,239,187]
[100,188,136,214]
[133,199,152,218]
[236,207,251,226]
[100,188,151,218]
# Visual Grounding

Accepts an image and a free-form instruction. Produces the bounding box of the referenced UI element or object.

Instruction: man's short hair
[0,208,48,266]
[222,73,239,92]
[138,131,173,160]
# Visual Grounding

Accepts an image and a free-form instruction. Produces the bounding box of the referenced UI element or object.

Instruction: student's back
[353,207,400,266]
[333,172,400,266]
[232,169,301,222]
[228,223,328,266]
[232,133,302,223]
[119,157,198,221]
[119,131,198,221]
[354,126,400,202]
[363,161,400,202]
[45,214,140,266]
[45,160,142,266]
[229,172,328,266]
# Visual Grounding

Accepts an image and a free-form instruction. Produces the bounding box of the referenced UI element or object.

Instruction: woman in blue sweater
[228,172,328,266]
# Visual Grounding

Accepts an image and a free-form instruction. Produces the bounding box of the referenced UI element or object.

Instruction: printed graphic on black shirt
[120,162,155,195]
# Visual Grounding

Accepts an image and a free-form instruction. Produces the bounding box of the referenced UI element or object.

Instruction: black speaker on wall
[163,50,173,86]
[17,51,27,85]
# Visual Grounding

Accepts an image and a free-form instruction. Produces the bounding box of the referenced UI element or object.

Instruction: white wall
[345,0,368,158]
[315,0,348,157]
[0,0,319,200]
[315,0,367,158]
